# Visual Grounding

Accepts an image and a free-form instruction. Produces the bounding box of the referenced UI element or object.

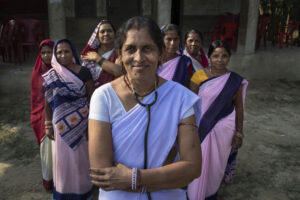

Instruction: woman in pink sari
[188,40,248,200]
[157,24,194,86]
[43,39,95,200]
[81,20,122,88]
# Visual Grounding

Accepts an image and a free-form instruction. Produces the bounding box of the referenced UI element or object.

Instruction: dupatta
[31,39,54,145]
[81,21,117,88]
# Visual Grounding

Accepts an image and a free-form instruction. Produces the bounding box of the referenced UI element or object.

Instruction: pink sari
[188,72,248,200]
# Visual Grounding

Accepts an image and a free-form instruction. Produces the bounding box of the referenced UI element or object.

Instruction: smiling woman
[188,40,248,200]
[42,39,95,200]
[88,16,202,200]
[30,39,54,191]
[157,24,194,86]
[183,29,209,70]
[81,20,122,88]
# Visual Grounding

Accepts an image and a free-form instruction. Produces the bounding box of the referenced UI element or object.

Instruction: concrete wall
[229,48,300,81]
[65,17,105,51]
[183,0,240,15]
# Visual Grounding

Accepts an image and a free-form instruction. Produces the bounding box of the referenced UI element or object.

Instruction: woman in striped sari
[188,40,248,200]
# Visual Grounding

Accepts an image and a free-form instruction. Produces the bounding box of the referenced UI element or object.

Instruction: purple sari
[188,72,248,200]
[157,55,194,85]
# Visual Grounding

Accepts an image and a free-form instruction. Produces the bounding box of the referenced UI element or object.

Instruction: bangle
[98,57,105,65]
[235,131,243,138]
[45,120,52,125]
[132,168,137,191]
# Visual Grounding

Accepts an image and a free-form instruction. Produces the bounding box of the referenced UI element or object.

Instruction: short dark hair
[161,24,181,39]
[184,29,204,44]
[208,40,231,57]
[115,16,163,54]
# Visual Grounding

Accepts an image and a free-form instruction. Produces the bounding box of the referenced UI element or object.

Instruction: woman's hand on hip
[90,163,131,191]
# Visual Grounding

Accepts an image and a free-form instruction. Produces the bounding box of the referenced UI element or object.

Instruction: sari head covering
[31,39,54,145]
[81,20,117,88]
[81,20,116,56]
[43,38,89,150]
[51,38,82,88]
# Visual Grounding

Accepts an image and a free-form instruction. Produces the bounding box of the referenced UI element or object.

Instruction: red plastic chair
[0,19,18,62]
[256,14,271,50]
[17,19,45,63]
[219,22,239,51]
[275,21,300,49]
[207,13,239,43]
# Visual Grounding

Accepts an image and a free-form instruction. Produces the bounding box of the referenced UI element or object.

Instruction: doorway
[107,0,141,28]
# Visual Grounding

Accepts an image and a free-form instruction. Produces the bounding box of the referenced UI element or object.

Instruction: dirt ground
[0,63,299,200]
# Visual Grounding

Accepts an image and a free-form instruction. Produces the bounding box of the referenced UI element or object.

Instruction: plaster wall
[229,48,300,81]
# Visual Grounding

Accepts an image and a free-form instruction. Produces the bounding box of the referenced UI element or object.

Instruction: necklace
[209,66,228,76]
[124,75,158,98]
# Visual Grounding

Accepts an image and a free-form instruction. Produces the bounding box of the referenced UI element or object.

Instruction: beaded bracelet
[132,168,137,191]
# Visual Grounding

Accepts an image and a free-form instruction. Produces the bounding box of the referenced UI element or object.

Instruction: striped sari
[188,72,248,200]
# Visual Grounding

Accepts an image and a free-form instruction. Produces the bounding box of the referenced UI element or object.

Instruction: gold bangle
[235,131,243,138]
[45,120,52,125]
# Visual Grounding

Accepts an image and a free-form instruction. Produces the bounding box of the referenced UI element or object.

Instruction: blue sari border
[198,72,243,142]
[53,187,93,200]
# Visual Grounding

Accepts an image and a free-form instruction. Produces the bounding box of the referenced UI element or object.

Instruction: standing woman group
[30,16,248,200]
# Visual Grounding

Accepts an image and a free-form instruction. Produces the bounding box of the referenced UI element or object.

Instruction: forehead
[164,30,179,38]
[40,45,52,52]
[187,32,200,39]
[123,28,156,47]
[212,47,229,55]
[57,42,71,50]
[99,23,113,31]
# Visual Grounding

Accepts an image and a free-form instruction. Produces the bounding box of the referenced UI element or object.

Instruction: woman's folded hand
[90,163,132,191]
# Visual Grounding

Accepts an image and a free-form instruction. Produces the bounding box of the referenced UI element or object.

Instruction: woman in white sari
[88,16,202,200]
